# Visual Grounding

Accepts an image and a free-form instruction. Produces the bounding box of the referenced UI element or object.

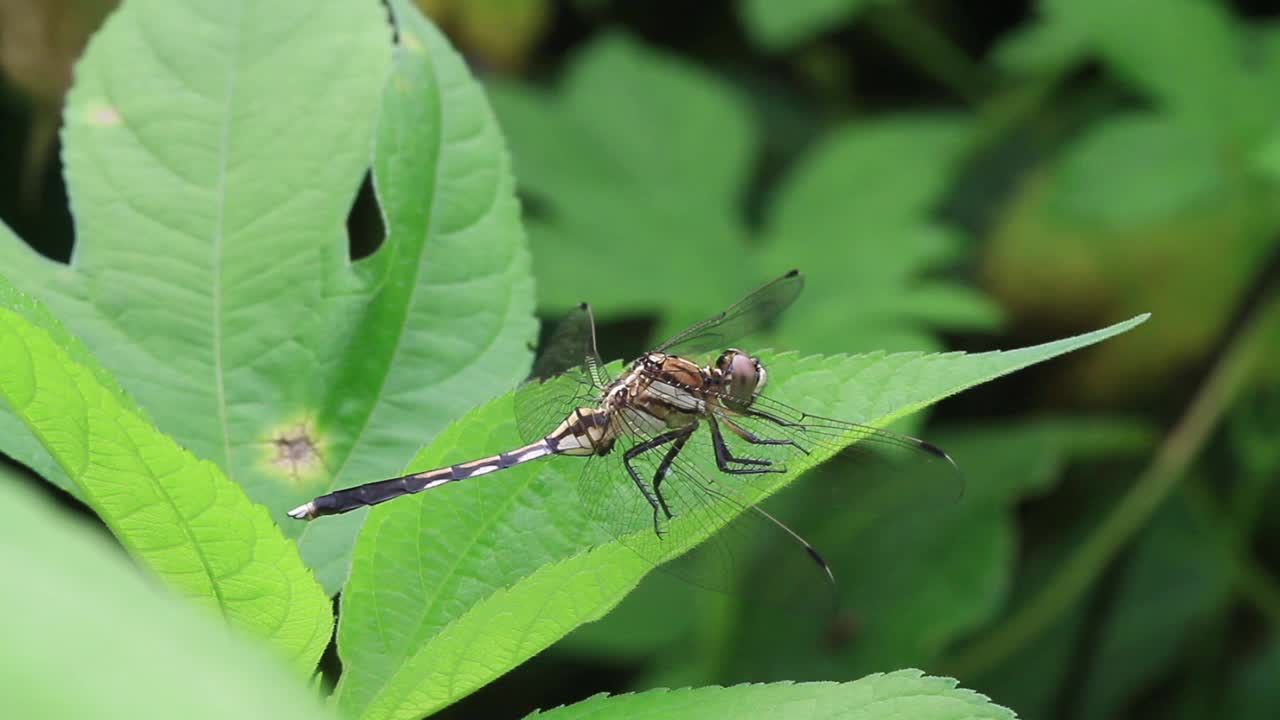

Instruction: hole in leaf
[347,169,384,261]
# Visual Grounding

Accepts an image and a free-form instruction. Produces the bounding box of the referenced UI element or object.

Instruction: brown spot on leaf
[263,419,326,482]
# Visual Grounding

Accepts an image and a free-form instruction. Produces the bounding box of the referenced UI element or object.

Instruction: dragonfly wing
[530,302,608,386]
[514,304,608,444]
[654,270,804,357]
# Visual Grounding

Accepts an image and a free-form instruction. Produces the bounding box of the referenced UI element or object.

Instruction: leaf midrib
[210,2,246,481]
[296,45,449,558]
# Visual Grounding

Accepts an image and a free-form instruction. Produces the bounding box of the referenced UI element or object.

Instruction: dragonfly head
[714,349,767,412]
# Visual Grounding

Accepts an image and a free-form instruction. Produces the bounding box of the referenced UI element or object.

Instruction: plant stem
[942,293,1280,678]
[866,5,990,105]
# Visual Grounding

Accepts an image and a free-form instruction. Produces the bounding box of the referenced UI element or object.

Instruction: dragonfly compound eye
[723,350,764,409]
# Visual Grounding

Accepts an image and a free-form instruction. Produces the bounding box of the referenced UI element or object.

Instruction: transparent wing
[529,302,609,386]
[574,411,773,593]
[654,270,805,356]
[514,304,608,444]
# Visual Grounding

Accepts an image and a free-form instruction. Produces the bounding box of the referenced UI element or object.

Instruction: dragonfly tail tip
[286,502,316,521]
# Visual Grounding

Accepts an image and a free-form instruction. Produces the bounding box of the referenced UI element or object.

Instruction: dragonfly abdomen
[287,439,555,520]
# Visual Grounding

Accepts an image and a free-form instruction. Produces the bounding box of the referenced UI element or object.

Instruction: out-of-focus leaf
[0,479,333,720]
[1224,642,1280,720]
[331,316,1146,719]
[413,0,550,70]
[984,165,1277,402]
[525,671,1016,720]
[706,417,1151,685]
[1049,114,1223,227]
[1074,493,1233,719]
[984,2,1280,402]
[490,33,755,318]
[1040,0,1273,143]
[757,118,1000,352]
[0,0,536,594]
[738,0,874,51]
[491,36,994,353]
[0,273,332,676]
[990,15,1086,74]
[567,417,1151,677]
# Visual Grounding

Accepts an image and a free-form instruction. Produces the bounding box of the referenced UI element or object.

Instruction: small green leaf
[738,0,876,51]
[525,671,1014,719]
[333,315,1147,718]
[0,478,333,720]
[0,275,332,676]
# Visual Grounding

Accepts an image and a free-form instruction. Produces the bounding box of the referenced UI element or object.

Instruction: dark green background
[3,1,1279,718]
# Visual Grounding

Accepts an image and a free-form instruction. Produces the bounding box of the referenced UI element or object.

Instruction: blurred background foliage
[2,1,1280,718]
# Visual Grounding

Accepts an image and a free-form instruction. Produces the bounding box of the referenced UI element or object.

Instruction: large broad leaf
[0,274,331,675]
[0,0,536,593]
[0,477,333,719]
[525,671,1014,719]
[331,314,1147,719]
[489,34,996,353]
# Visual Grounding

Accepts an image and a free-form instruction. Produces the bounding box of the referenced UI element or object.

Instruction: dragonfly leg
[720,415,807,454]
[624,427,691,536]
[651,424,695,526]
[707,416,781,475]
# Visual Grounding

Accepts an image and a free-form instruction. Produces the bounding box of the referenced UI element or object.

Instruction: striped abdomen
[287,407,612,521]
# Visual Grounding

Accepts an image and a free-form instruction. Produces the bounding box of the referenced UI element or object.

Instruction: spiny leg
[623,427,690,535]
[720,415,808,454]
[651,424,695,527]
[707,416,782,475]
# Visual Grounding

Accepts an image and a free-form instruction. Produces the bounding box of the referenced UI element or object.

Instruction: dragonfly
[288,270,959,593]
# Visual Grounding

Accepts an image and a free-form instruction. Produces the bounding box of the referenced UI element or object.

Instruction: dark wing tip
[576,301,589,311]
[917,439,959,467]
[784,268,800,278]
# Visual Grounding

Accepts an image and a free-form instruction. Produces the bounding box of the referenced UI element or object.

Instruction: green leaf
[525,671,1015,719]
[332,314,1147,718]
[0,274,332,675]
[0,0,535,593]
[991,15,1088,74]
[1224,641,1280,720]
[1048,114,1224,227]
[756,118,1000,351]
[491,37,994,351]
[1075,494,1233,719]
[490,33,754,317]
[291,0,536,590]
[704,417,1153,686]
[557,416,1152,672]
[738,0,874,50]
[0,477,333,720]
[1040,0,1272,142]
